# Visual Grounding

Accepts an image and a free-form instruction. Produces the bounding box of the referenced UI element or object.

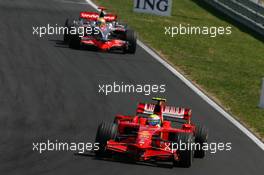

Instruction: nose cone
[136,131,152,149]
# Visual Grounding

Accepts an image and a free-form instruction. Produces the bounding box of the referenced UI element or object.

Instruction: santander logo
[80,12,99,19]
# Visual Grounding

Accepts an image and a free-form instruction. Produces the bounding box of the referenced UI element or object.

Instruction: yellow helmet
[97,17,106,27]
[148,114,161,126]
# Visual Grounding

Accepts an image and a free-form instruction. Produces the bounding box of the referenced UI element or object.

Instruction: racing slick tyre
[194,124,208,158]
[174,133,195,168]
[94,122,118,157]
[125,29,137,54]
[63,18,74,43]
[69,34,81,49]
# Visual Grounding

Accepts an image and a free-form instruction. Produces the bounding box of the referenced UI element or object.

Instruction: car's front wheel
[63,18,74,43]
[174,133,195,168]
[125,29,137,54]
[94,122,118,156]
[194,124,208,158]
[69,34,81,49]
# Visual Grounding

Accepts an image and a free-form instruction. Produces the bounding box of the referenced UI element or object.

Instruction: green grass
[93,0,264,138]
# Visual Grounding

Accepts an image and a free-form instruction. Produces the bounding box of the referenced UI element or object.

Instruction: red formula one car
[95,98,208,168]
[63,7,137,53]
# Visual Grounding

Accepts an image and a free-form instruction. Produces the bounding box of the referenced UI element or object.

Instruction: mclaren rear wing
[80,12,117,22]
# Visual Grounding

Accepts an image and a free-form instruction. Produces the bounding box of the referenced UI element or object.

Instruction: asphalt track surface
[0,0,263,174]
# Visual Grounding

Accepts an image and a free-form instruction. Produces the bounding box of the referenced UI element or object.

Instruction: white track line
[85,0,264,150]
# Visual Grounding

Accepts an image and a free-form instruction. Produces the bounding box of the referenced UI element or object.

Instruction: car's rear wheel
[125,29,137,54]
[94,122,118,156]
[194,124,208,158]
[174,133,194,168]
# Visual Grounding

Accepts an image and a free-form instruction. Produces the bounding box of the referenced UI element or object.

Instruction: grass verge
[92,0,264,139]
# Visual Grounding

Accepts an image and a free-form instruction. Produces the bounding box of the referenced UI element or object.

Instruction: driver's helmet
[97,17,106,27]
[148,114,161,127]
